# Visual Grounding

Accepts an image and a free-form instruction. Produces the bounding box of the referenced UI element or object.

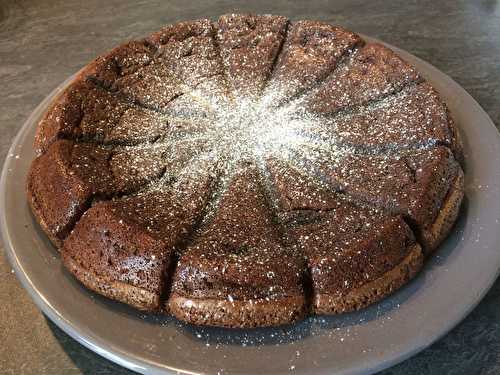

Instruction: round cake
[27,14,465,328]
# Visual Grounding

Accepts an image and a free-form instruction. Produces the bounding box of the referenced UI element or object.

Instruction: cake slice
[307,43,421,115]
[115,19,227,111]
[316,146,464,252]
[168,167,307,327]
[290,211,422,314]
[27,140,166,246]
[82,39,157,89]
[34,80,169,153]
[149,19,229,107]
[319,83,460,156]
[108,62,188,110]
[266,20,362,104]
[85,20,227,112]
[104,107,171,144]
[61,162,217,311]
[216,14,288,98]
[82,37,178,109]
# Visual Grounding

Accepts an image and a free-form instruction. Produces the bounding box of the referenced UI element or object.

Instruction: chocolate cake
[27,14,465,328]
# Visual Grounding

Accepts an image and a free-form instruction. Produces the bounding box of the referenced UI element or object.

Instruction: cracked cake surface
[27,13,464,328]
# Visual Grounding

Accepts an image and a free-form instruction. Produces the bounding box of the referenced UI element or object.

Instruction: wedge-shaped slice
[108,62,188,111]
[317,146,464,252]
[320,83,458,153]
[27,140,165,246]
[217,14,288,98]
[290,210,422,314]
[169,167,307,328]
[150,19,229,106]
[85,20,226,112]
[265,159,422,314]
[307,43,421,115]
[84,39,180,109]
[61,166,216,311]
[82,39,157,89]
[105,107,170,144]
[266,21,362,104]
[84,41,180,110]
[106,97,214,144]
[149,19,221,86]
[112,19,227,111]
[34,80,169,153]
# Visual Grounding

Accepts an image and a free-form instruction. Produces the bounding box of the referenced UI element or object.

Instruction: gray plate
[2,39,500,375]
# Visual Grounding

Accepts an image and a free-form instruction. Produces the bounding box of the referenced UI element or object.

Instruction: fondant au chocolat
[27,14,464,328]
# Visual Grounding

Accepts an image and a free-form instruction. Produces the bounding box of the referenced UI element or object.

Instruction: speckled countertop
[1,0,499,374]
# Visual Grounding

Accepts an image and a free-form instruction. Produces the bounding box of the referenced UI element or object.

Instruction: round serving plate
[2,37,500,375]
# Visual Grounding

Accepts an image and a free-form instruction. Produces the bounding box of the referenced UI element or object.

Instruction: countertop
[1,0,499,374]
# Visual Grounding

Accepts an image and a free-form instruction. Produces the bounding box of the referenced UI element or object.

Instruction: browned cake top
[28,14,463,325]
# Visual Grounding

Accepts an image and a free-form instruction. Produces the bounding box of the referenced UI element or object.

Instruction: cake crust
[168,294,307,328]
[27,14,465,328]
[64,256,161,311]
[314,243,423,314]
[420,168,465,253]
